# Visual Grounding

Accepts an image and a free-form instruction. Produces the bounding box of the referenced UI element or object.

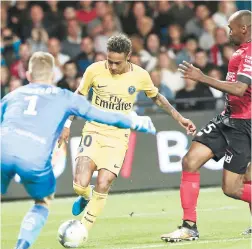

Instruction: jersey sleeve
[237,49,252,85]
[66,91,91,117]
[141,71,159,98]
[1,94,9,123]
[77,65,95,95]
[66,90,132,129]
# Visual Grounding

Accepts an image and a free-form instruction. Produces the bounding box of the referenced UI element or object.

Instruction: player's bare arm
[151,93,196,135]
[179,61,249,97]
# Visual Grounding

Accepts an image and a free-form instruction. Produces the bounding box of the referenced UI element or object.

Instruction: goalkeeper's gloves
[130,113,156,135]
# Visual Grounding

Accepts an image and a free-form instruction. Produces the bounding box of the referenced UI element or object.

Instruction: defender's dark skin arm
[179,61,249,97]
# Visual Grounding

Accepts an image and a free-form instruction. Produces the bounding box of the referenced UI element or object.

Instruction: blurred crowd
[1,0,250,113]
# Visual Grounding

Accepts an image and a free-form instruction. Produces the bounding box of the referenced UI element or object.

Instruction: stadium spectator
[213,1,237,27]
[63,6,77,21]
[136,16,155,42]
[57,60,78,92]
[1,4,8,29]
[158,52,184,94]
[94,52,106,62]
[207,67,224,99]
[61,19,83,58]
[130,35,156,72]
[21,5,52,41]
[27,28,49,53]
[185,4,210,37]
[121,1,147,35]
[131,34,143,54]
[169,1,194,28]
[154,1,173,32]
[145,33,160,70]
[87,2,122,38]
[46,0,63,23]
[130,53,142,67]
[45,0,65,40]
[76,0,97,24]
[176,35,198,65]
[210,27,229,66]
[75,36,95,74]
[166,24,184,55]
[1,66,10,98]
[146,33,160,56]
[9,77,23,92]
[136,69,174,115]
[199,18,216,51]
[10,43,31,83]
[47,38,70,84]
[94,14,119,53]
[1,27,21,67]
[59,7,77,40]
[7,0,29,39]
[176,78,214,111]
[194,48,214,74]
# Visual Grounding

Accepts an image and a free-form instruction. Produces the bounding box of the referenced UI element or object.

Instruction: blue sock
[14,204,49,249]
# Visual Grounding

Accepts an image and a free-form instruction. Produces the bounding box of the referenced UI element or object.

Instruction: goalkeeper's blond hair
[28,52,55,82]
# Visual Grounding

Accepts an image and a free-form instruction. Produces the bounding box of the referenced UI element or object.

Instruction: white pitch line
[113,237,252,249]
[0,206,241,227]
[169,237,252,247]
[111,245,165,249]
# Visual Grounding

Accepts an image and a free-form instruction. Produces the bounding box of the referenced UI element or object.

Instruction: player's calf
[182,155,200,173]
[222,182,243,200]
[14,198,51,249]
[72,156,96,216]
[73,156,94,187]
[95,174,114,194]
[80,169,115,230]
[222,169,251,202]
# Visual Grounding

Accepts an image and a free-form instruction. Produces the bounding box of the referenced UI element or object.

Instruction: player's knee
[35,194,54,208]
[73,177,89,188]
[96,177,112,193]
[222,183,240,200]
[182,154,198,172]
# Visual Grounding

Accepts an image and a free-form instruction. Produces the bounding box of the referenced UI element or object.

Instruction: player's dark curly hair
[107,33,132,55]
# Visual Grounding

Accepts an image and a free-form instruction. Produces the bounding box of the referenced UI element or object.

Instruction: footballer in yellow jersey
[76,60,158,175]
[59,34,196,234]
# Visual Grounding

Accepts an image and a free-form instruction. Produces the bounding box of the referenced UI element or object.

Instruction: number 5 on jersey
[24,95,38,116]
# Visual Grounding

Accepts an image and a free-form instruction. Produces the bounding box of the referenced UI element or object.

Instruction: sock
[14,205,49,249]
[180,171,200,223]
[73,182,92,200]
[241,183,251,203]
[244,181,251,213]
[81,190,108,230]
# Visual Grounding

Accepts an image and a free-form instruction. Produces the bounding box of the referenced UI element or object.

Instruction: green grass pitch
[1,188,251,249]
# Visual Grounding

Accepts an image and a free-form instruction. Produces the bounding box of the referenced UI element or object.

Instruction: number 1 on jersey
[24,95,38,115]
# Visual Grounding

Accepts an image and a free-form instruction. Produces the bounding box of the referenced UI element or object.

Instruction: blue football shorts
[1,152,56,200]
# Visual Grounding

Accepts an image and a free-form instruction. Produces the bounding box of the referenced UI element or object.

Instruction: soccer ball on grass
[58,220,88,248]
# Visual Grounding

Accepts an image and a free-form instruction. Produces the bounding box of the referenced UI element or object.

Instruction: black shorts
[193,115,251,174]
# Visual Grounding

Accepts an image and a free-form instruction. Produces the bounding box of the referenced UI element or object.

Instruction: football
[58,220,88,248]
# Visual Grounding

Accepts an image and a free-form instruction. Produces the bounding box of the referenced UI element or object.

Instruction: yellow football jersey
[78,60,158,141]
